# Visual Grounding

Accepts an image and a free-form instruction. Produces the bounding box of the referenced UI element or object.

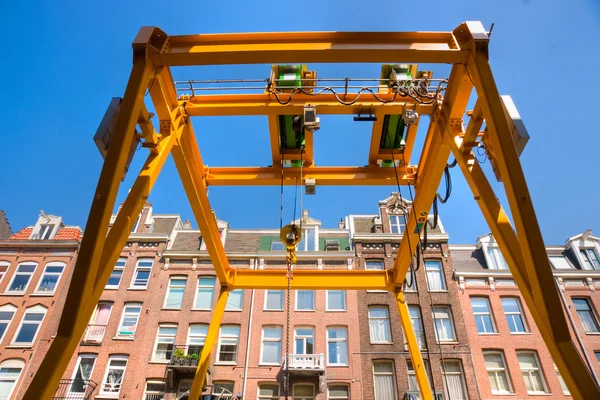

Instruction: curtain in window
[0,381,16,400]
[95,306,111,325]
[426,270,443,290]
[71,358,95,393]
[374,363,396,400]
[442,362,466,400]
[369,308,390,342]
[577,310,597,332]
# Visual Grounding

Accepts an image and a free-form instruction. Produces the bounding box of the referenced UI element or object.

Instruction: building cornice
[353,233,448,242]
[128,233,170,241]
[0,240,79,249]
[163,250,354,259]
[454,269,600,279]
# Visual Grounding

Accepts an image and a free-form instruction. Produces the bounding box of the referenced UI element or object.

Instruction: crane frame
[23,21,599,400]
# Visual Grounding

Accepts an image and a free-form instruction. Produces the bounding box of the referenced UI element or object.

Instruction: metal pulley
[280,224,302,265]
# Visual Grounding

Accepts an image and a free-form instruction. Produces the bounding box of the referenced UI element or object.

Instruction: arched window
[0,358,25,399]
[0,304,17,343]
[12,305,47,346]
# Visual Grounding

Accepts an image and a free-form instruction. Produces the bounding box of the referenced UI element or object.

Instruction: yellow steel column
[190,289,230,399]
[395,290,433,400]
[22,58,152,400]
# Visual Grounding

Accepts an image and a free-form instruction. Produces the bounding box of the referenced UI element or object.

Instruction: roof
[9,226,81,241]
[170,231,202,251]
[151,217,179,235]
[353,217,375,233]
[10,227,33,240]
[0,211,12,240]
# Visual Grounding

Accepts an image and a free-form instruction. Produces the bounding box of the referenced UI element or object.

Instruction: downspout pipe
[242,289,256,398]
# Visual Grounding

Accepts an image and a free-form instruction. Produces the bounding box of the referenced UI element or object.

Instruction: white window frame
[548,256,573,270]
[486,246,508,270]
[0,304,17,342]
[389,214,406,234]
[366,260,387,293]
[373,360,397,400]
[501,297,529,334]
[403,266,417,292]
[294,326,315,355]
[432,306,456,343]
[187,324,208,355]
[152,324,177,361]
[517,351,549,395]
[194,276,216,310]
[216,325,240,364]
[100,355,128,396]
[264,290,284,311]
[408,306,426,350]
[225,289,243,311]
[326,326,348,366]
[573,297,600,333]
[163,276,187,309]
[260,326,283,365]
[144,380,166,400]
[36,223,55,240]
[580,247,600,270]
[407,359,432,392]
[6,262,37,293]
[471,297,497,334]
[69,354,97,394]
[106,257,126,289]
[441,360,468,400]
[554,362,570,395]
[0,261,10,283]
[130,258,153,289]
[425,260,446,291]
[116,302,142,337]
[368,306,392,344]
[257,383,280,399]
[212,380,235,399]
[12,304,47,346]
[297,226,318,252]
[327,384,349,400]
[271,241,285,251]
[292,383,315,400]
[483,351,513,395]
[34,262,65,294]
[0,359,24,400]
[295,290,315,311]
[326,290,346,311]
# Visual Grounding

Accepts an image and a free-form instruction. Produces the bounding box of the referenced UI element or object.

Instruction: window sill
[104,287,118,290]
[428,290,449,293]
[585,332,600,335]
[370,342,394,345]
[326,364,349,367]
[127,287,148,291]
[294,310,315,312]
[95,394,120,399]
[214,362,237,366]
[191,308,213,311]
[259,363,281,367]
[161,308,182,311]
[436,341,459,345]
[526,393,552,396]
[509,332,532,335]
[225,309,243,312]
[30,293,55,297]
[366,291,387,293]
[113,336,135,341]
[326,310,347,312]
[491,392,515,396]
[263,309,283,312]
[2,292,26,296]
[149,360,170,364]
[6,344,32,349]
[478,333,500,336]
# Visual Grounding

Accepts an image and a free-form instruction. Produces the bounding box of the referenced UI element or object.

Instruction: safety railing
[169,345,202,368]
[82,324,107,344]
[53,379,97,399]
[286,353,325,370]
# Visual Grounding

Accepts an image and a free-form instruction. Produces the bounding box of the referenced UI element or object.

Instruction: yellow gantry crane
[22,22,600,399]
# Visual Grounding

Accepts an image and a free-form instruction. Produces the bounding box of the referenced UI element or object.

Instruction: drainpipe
[242,289,255,398]
[465,345,482,400]
[555,277,600,386]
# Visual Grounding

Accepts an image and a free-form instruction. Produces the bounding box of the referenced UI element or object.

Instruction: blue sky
[1,0,599,244]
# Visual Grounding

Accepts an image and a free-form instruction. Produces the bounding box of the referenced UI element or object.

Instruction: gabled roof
[0,211,12,240]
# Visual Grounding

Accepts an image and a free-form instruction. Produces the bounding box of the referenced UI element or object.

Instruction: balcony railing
[83,324,107,344]
[53,379,97,399]
[169,345,202,369]
[286,353,325,371]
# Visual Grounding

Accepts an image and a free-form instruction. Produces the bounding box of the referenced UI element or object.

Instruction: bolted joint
[159,120,172,135]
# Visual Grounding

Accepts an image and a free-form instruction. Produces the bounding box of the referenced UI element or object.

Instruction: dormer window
[325,240,340,251]
[389,215,406,234]
[487,247,508,270]
[297,227,317,252]
[35,224,55,240]
[580,248,600,270]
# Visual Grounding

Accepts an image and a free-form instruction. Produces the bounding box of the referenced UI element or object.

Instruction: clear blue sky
[1,0,599,245]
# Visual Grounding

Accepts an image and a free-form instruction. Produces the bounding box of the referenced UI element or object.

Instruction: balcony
[286,354,325,375]
[168,345,202,372]
[82,324,107,344]
[53,379,97,399]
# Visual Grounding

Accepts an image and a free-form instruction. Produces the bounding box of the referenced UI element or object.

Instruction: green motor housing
[380,115,406,167]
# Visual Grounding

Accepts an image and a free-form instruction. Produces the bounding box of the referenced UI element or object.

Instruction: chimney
[338,219,345,229]
[183,219,192,229]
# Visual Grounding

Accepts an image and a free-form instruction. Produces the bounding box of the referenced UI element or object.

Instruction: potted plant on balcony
[185,353,200,365]
[173,348,186,365]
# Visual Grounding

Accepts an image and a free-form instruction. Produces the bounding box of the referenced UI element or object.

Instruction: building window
[194,277,216,309]
[389,215,406,234]
[106,258,126,289]
[85,303,112,343]
[573,298,600,333]
[373,360,397,400]
[117,303,142,337]
[326,327,348,365]
[6,262,37,293]
[325,240,340,251]
[501,297,528,333]
[34,262,65,294]
[407,360,432,393]
[326,290,346,311]
[368,306,392,343]
[484,351,512,394]
[408,306,426,349]
[164,277,187,309]
[70,354,96,395]
[471,297,496,334]
[188,324,208,356]
[178,380,192,397]
[487,247,508,270]
[293,384,314,400]
[596,351,600,364]
[100,355,128,396]
[0,261,9,282]
[0,359,24,400]
[425,260,446,291]
[213,381,235,398]
[225,289,243,311]
[0,304,17,342]
[258,383,279,399]
[131,259,153,289]
[297,227,317,252]
[441,360,467,400]
[144,380,166,400]
[554,362,570,395]
[12,305,47,345]
[328,384,349,400]
[549,256,573,269]
[580,248,600,270]
[261,326,282,365]
[296,290,315,311]
[264,290,284,310]
[366,260,387,293]
[403,266,416,291]
[153,324,177,361]
[517,351,548,395]
[217,325,240,364]
[35,224,55,240]
[432,306,456,342]
[294,327,314,354]
[271,241,285,251]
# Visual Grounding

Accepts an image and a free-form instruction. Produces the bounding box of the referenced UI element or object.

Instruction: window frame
[297,227,318,252]
[366,260,387,293]
[105,257,126,290]
[295,290,315,311]
[425,260,447,291]
[152,323,178,361]
[0,359,24,400]
[432,306,456,343]
[554,362,570,395]
[216,324,241,365]
[130,258,153,289]
[516,350,549,395]
[294,326,315,355]
[6,261,38,293]
[572,297,600,333]
[34,262,65,294]
[326,326,348,366]
[187,323,208,356]
[326,290,346,311]
[116,302,142,337]
[11,304,47,346]
[501,297,529,334]
[100,355,129,396]
[143,380,167,400]
[0,261,11,283]
[225,289,243,311]
[407,359,432,392]
[271,241,285,251]
[163,276,187,309]
[264,290,284,311]
[372,359,398,400]
[389,214,406,234]
[487,246,509,270]
[212,380,235,399]
[470,297,497,334]
[292,383,315,400]
[580,247,600,270]
[257,383,280,399]
[260,325,283,365]
[69,354,97,394]
[408,306,426,350]
[483,350,513,395]
[194,276,216,310]
[0,304,17,343]
[441,360,468,400]
[368,305,392,344]
[327,384,350,400]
